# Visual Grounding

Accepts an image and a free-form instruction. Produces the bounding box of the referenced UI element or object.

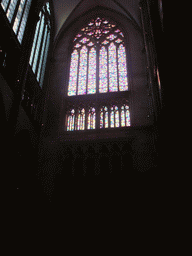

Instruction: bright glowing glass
[68,50,79,96]
[100,107,108,128]
[88,108,96,129]
[17,0,32,43]
[7,0,17,23]
[110,107,114,128]
[118,44,128,91]
[100,110,103,128]
[1,0,9,11]
[88,48,96,94]
[78,46,87,95]
[99,46,108,93]
[125,106,130,126]
[107,34,117,40]
[115,106,119,127]
[67,109,75,131]
[109,43,118,92]
[121,105,130,127]
[77,108,85,130]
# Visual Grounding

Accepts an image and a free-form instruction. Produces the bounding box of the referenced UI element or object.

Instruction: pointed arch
[63,8,132,131]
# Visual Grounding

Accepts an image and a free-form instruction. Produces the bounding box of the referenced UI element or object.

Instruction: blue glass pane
[1,0,9,11]
[17,0,32,43]
[6,0,17,23]
[13,0,26,35]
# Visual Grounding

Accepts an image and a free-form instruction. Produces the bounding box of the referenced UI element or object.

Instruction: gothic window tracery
[66,17,131,131]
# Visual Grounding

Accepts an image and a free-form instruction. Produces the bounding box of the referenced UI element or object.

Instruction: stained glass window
[77,108,85,130]
[88,107,96,129]
[68,50,79,96]
[121,105,130,127]
[66,17,130,131]
[78,46,87,95]
[67,109,75,131]
[118,44,128,91]
[109,43,118,92]
[68,17,128,96]
[100,107,108,128]
[88,47,96,94]
[99,46,107,93]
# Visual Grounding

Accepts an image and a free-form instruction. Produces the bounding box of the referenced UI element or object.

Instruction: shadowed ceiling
[51,0,141,39]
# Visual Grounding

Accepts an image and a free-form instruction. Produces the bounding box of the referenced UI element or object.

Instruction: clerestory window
[1,0,32,43]
[29,1,51,88]
[66,17,131,131]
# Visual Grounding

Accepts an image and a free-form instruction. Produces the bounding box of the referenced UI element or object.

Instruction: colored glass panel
[115,106,119,127]
[88,47,96,94]
[78,46,87,95]
[104,107,108,128]
[77,109,85,130]
[80,37,89,44]
[100,110,103,128]
[67,109,75,131]
[99,46,108,93]
[126,106,130,126]
[107,34,117,40]
[102,40,109,45]
[118,44,128,91]
[74,43,81,48]
[121,106,125,127]
[110,107,114,128]
[109,43,118,92]
[88,108,96,129]
[87,42,94,47]
[115,39,122,44]
[68,49,79,96]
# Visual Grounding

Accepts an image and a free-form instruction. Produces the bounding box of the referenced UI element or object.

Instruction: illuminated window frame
[66,17,131,131]
[68,17,129,96]
[29,1,51,88]
[1,0,32,43]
